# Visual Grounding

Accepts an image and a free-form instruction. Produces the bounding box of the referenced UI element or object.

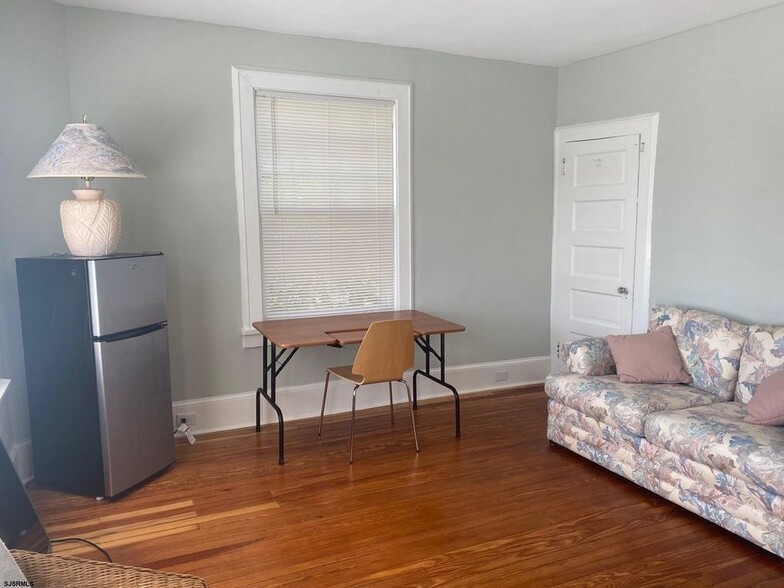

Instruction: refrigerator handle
[94,321,167,343]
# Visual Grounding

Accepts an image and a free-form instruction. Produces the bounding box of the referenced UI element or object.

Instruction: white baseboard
[172,356,549,434]
[9,439,34,484]
[6,357,548,480]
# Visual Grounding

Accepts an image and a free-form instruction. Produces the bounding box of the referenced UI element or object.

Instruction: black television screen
[0,440,49,553]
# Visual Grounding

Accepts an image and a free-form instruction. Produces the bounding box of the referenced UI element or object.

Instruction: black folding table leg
[271,393,284,465]
[256,387,261,432]
[256,339,287,464]
[412,333,460,438]
[441,333,460,437]
[257,337,268,432]
[271,342,284,464]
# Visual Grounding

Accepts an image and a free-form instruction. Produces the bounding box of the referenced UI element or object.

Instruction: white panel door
[551,134,641,364]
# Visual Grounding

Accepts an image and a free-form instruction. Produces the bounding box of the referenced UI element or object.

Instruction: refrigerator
[16,253,175,498]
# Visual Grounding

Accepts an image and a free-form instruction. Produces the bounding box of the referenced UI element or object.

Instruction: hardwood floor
[29,387,783,586]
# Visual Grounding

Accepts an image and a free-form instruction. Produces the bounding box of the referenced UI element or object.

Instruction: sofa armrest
[560,337,616,376]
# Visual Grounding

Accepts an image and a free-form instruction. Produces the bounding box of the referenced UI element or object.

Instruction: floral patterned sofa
[545,305,784,557]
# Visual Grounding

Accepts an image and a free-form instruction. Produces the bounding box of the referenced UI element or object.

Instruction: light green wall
[558,4,784,325]
[62,8,557,401]
[4,0,782,413]
[0,0,72,448]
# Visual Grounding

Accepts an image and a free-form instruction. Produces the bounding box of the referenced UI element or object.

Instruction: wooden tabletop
[253,310,465,349]
[327,330,372,346]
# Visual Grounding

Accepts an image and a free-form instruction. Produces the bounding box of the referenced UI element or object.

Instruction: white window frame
[232,67,412,348]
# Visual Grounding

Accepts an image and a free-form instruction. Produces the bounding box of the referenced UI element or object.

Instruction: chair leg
[388,381,395,425]
[318,371,330,436]
[350,385,359,463]
[402,380,420,453]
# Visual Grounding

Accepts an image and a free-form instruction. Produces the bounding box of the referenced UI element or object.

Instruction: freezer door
[88,254,167,337]
[94,326,175,497]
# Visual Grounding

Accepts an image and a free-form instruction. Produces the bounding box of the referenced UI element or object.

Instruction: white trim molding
[172,356,549,434]
[231,67,413,348]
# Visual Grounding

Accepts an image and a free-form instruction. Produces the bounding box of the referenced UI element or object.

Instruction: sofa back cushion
[736,324,784,404]
[649,305,749,400]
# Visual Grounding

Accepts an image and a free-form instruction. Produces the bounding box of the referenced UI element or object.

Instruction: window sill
[241,328,265,349]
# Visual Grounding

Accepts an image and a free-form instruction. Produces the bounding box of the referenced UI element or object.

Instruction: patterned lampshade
[27,123,146,179]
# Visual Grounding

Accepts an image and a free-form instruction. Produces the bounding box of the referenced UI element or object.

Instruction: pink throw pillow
[744,371,784,425]
[606,326,691,384]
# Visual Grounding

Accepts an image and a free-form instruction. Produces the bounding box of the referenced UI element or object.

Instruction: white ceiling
[55,0,783,67]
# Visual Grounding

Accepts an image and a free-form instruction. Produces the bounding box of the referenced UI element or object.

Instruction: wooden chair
[319,319,419,463]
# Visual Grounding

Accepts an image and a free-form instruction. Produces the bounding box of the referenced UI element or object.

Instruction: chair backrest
[352,319,414,385]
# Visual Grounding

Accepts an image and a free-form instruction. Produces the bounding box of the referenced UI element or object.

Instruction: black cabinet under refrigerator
[16,253,175,498]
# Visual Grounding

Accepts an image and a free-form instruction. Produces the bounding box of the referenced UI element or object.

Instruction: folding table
[252,310,465,463]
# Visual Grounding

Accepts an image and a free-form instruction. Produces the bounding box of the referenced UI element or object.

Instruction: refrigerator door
[88,254,167,337]
[94,326,175,497]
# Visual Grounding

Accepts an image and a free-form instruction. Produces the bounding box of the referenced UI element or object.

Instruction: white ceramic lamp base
[60,189,121,257]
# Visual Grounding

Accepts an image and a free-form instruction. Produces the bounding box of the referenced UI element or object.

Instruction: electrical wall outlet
[175,413,197,427]
[494,370,509,382]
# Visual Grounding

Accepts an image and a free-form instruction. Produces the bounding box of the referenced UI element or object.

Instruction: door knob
[617,286,629,295]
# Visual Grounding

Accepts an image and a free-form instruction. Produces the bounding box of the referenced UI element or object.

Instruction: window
[232,69,411,347]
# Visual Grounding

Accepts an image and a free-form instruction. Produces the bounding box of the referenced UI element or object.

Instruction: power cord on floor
[50,537,112,562]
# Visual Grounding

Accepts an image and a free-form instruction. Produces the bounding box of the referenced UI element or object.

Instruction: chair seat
[326,364,363,384]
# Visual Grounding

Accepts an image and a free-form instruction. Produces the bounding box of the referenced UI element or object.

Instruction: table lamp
[27,116,146,257]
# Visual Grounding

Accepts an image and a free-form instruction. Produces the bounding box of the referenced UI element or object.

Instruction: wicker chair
[11,550,207,588]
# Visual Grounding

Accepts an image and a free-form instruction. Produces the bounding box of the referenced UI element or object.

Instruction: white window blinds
[255,92,397,319]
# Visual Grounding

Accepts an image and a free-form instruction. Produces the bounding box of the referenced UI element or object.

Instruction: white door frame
[551,113,659,355]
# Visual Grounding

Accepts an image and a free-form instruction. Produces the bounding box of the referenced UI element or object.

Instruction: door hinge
[640,141,645,153]
[560,157,566,176]
[556,341,561,355]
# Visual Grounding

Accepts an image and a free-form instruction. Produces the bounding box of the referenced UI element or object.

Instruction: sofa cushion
[736,324,784,404]
[650,305,749,400]
[745,371,784,425]
[645,402,784,496]
[545,373,722,436]
[560,336,616,376]
[607,326,691,384]
[548,399,646,456]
